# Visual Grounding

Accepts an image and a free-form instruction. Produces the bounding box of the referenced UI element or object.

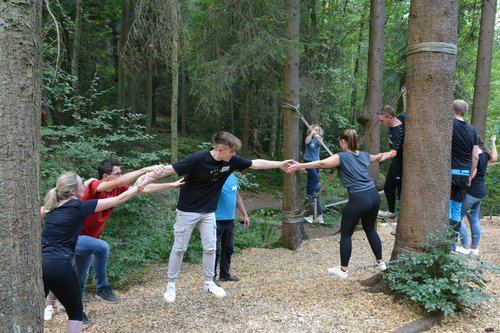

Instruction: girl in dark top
[41,171,141,333]
[458,135,497,256]
[288,129,387,279]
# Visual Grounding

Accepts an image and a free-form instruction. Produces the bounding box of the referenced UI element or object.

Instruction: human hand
[400,86,406,95]
[172,177,185,188]
[286,160,302,174]
[145,164,167,175]
[242,216,250,228]
[280,159,295,172]
[135,174,150,189]
[491,135,496,143]
[379,153,388,162]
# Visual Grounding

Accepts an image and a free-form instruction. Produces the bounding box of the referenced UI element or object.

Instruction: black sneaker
[83,312,93,326]
[219,275,240,282]
[95,287,119,303]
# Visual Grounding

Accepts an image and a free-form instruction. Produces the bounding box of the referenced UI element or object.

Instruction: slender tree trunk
[71,0,82,117]
[282,0,305,250]
[242,81,252,156]
[357,0,384,179]
[117,0,130,110]
[128,69,137,113]
[471,0,496,139]
[170,0,180,162]
[393,0,458,257]
[0,1,43,331]
[350,19,365,124]
[229,89,235,134]
[180,49,187,135]
[146,59,153,133]
[270,93,279,158]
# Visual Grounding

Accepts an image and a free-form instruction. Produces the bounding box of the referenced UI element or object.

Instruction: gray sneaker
[83,312,93,326]
[95,287,119,303]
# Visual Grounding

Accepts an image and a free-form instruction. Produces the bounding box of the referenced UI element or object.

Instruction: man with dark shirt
[450,99,479,254]
[145,131,290,303]
[377,87,406,219]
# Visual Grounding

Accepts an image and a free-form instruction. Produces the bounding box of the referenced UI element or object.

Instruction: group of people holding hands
[41,94,496,332]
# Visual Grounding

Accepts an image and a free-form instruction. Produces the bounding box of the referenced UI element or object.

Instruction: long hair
[339,129,358,151]
[308,124,324,136]
[43,171,79,212]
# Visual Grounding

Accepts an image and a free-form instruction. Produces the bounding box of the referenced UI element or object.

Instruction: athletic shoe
[377,261,387,271]
[219,275,240,282]
[204,281,226,298]
[327,266,348,279]
[95,287,119,303]
[378,210,396,219]
[56,304,66,312]
[163,282,176,303]
[317,215,325,224]
[83,312,92,326]
[303,215,313,223]
[213,277,221,287]
[453,245,470,255]
[469,248,480,256]
[44,305,54,321]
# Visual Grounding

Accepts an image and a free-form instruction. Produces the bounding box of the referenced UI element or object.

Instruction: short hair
[338,128,358,151]
[377,105,395,117]
[453,99,468,116]
[212,131,242,151]
[98,159,121,178]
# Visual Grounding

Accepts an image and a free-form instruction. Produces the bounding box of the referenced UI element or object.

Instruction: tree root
[390,313,442,333]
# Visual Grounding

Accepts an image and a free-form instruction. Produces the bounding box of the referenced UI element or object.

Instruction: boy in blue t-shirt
[214,173,249,282]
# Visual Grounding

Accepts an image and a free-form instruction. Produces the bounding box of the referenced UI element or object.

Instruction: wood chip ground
[44,217,500,333]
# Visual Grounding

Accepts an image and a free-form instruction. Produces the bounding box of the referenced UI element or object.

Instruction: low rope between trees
[407,42,457,56]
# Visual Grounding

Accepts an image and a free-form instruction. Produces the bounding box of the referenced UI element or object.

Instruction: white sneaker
[163,282,176,303]
[378,210,396,219]
[469,248,480,256]
[204,281,226,298]
[377,261,387,271]
[453,245,470,255]
[303,215,313,223]
[317,215,325,224]
[327,267,348,279]
[44,305,54,321]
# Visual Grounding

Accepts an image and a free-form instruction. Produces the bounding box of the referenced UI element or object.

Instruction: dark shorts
[450,175,469,203]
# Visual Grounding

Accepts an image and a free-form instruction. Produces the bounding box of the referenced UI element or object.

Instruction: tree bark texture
[117,0,130,110]
[0,0,43,331]
[146,59,153,134]
[471,0,496,139]
[241,82,251,156]
[393,0,458,257]
[71,0,82,90]
[282,0,305,250]
[358,0,384,179]
[170,0,180,162]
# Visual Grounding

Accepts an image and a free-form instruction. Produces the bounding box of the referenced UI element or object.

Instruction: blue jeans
[74,235,110,295]
[305,160,323,215]
[215,220,235,279]
[459,194,483,248]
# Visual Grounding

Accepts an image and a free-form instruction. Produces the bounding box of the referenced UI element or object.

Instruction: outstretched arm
[379,150,397,162]
[489,135,498,163]
[236,193,249,228]
[287,154,340,173]
[249,159,293,171]
[141,178,185,194]
[95,186,140,212]
[371,153,384,163]
[96,164,167,192]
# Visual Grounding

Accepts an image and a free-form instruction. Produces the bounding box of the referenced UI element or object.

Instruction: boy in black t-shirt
[144,131,290,303]
[450,100,479,255]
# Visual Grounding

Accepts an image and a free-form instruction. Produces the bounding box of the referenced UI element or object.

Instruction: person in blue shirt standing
[214,173,249,282]
[303,124,324,223]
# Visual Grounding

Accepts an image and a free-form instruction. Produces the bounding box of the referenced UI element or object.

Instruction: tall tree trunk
[270,93,279,158]
[0,1,43,331]
[170,0,180,162]
[180,48,187,135]
[357,0,384,179]
[350,18,365,124]
[471,0,496,139]
[282,0,305,250]
[241,81,252,156]
[393,0,458,257]
[229,89,235,134]
[117,0,130,110]
[71,0,82,117]
[146,59,153,134]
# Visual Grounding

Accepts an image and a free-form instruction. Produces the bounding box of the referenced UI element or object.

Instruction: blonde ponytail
[43,171,79,212]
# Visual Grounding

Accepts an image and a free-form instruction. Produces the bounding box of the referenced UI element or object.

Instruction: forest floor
[44,193,500,333]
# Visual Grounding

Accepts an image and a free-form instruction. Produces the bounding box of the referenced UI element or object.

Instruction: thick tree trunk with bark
[282,0,305,250]
[357,0,384,179]
[170,0,180,162]
[471,0,496,139]
[0,1,43,331]
[393,0,458,257]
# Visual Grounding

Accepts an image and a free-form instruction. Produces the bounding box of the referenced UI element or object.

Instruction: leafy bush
[383,230,498,316]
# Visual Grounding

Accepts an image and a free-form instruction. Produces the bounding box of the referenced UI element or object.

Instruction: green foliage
[383,230,497,316]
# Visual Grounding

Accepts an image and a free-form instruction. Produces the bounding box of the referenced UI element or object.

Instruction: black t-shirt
[41,199,98,262]
[451,119,478,170]
[467,152,489,199]
[172,150,252,212]
[389,122,405,165]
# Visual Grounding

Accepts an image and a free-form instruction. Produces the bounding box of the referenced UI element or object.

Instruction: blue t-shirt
[172,150,252,212]
[467,152,489,199]
[304,137,320,162]
[337,151,375,194]
[215,174,240,220]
